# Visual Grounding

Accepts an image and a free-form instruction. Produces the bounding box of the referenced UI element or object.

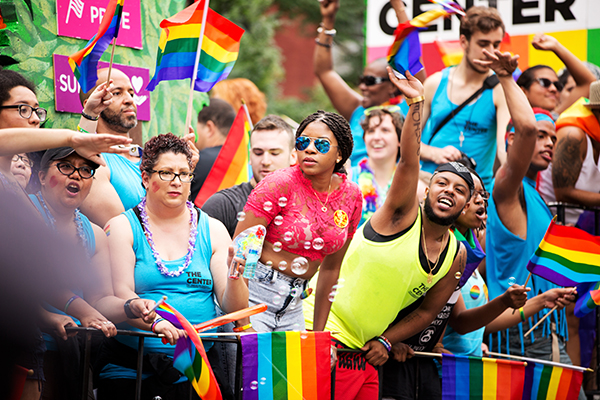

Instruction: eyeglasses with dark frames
[0,104,47,122]
[55,162,95,179]
[12,154,34,168]
[149,170,194,183]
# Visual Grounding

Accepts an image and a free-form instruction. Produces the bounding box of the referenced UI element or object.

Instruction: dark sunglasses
[535,77,563,92]
[364,105,402,116]
[55,161,95,179]
[295,136,336,154]
[0,104,47,122]
[358,75,390,87]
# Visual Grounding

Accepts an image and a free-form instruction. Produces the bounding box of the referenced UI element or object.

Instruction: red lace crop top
[244,165,363,261]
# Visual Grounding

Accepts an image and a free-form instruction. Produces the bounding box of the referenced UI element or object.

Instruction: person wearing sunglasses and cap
[314,0,424,167]
[233,110,362,334]
[516,34,596,117]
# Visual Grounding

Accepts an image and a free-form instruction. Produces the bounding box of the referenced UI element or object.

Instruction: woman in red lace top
[234,110,363,332]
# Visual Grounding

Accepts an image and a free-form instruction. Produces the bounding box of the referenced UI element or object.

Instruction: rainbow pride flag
[156,302,222,400]
[453,228,486,288]
[388,8,456,78]
[556,97,600,144]
[442,354,526,399]
[574,281,600,317]
[526,220,600,287]
[194,104,251,207]
[240,331,331,400]
[146,0,244,92]
[68,0,124,93]
[522,362,583,400]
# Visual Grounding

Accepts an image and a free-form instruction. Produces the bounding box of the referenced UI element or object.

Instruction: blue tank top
[103,153,145,211]
[30,194,96,350]
[421,67,497,188]
[443,269,487,357]
[486,177,566,342]
[101,207,216,380]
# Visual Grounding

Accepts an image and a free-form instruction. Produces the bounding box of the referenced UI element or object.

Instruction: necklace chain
[138,197,197,277]
[311,177,333,212]
[421,215,447,285]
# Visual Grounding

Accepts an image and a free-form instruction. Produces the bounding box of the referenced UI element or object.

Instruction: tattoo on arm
[412,102,422,156]
[553,135,583,189]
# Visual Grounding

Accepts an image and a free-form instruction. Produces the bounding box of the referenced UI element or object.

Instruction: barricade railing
[547,202,600,390]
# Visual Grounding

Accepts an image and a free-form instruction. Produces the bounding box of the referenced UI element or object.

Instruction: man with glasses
[313,0,422,166]
[420,6,510,189]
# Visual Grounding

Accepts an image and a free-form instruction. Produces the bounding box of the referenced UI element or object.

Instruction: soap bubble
[260,377,267,385]
[278,197,288,207]
[236,211,246,221]
[508,276,517,286]
[312,238,324,250]
[292,323,301,331]
[336,278,345,288]
[274,215,284,226]
[283,231,293,242]
[328,291,336,302]
[277,283,290,296]
[300,331,309,340]
[273,242,282,252]
[290,287,301,298]
[273,295,282,305]
[263,201,273,212]
[454,271,462,280]
[278,261,288,271]
[291,257,309,275]
[266,260,273,268]
[250,381,258,390]
[304,241,311,250]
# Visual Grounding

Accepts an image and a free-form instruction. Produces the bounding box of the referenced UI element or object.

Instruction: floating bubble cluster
[278,197,288,207]
[263,201,273,212]
[303,241,311,250]
[313,238,324,250]
[274,215,283,226]
[273,242,282,252]
[291,257,309,275]
[283,231,293,242]
[278,260,288,271]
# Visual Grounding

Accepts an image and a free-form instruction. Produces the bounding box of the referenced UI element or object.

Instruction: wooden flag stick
[106,37,117,83]
[523,304,557,337]
[513,272,533,314]
[184,0,211,135]
[487,351,593,372]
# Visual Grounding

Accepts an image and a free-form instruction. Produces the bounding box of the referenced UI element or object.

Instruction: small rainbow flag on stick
[194,103,251,207]
[442,354,526,399]
[574,281,600,317]
[240,331,331,400]
[522,362,583,400]
[526,220,600,287]
[68,0,124,93]
[145,0,244,92]
[156,302,222,400]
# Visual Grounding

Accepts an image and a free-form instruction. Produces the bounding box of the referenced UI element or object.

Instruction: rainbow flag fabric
[526,220,600,287]
[387,8,455,78]
[453,228,486,288]
[194,104,251,207]
[156,302,222,400]
[240,331,331,400]
[556,97,600,144]
[574,281,600,317]
[442,354,526,399]
[146,0,244,92]
[522,362,583,400]
[68,0,124,93]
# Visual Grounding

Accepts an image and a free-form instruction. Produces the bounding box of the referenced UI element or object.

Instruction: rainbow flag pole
[184,0,211,134]
[486,352,592,373]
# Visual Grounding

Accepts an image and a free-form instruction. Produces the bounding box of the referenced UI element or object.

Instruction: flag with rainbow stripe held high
[156,302,222,400]
[574,281,600,317]
[240,331,331,400]
[526,220,600,287]
[194,104,251,207]
[441,354,526,399]
[522,361,583,400]
[146,0,244,92]
[68,0,124,93]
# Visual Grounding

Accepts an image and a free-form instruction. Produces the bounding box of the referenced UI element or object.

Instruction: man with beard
[303,68,471,400]
[78,68,143,226]
[420,6,510,188]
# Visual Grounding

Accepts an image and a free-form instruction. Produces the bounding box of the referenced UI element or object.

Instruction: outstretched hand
[70,132,132,166]
[531,33,559,52]
[83,80,114,118]
[473,49,519,78]
[386,67,424,99]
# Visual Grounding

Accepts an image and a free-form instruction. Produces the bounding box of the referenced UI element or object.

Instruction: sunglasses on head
[358,75,390,86]
[364,104,402,116]
[295,136,336,154]
[535,77,563,92]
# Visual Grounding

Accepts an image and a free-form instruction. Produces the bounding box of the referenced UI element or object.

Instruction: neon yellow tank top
[304,208,457,349]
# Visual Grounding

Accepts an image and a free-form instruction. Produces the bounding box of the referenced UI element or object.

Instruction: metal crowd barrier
[547,202,600,393]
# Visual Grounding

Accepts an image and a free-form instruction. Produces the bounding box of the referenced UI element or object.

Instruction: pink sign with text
[53,54,151,121]
[56,0,142,49]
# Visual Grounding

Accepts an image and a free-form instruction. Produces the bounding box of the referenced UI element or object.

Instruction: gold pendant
[427,272,433,284]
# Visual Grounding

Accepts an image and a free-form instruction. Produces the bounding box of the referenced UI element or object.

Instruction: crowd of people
[2,1,600,400]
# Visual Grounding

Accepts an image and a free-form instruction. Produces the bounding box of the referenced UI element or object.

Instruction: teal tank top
[103,153,145,211]
[421,67,497,188]
[101,207,216,380]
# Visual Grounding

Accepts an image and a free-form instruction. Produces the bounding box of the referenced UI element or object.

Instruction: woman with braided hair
[234,110,363,332]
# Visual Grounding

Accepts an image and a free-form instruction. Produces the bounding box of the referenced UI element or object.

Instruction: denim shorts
[248,261,307,332]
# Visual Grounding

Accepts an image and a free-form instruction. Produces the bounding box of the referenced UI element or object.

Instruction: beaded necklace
[35,191,90,257]
[356,159,394,225]
[138,197,197,277]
